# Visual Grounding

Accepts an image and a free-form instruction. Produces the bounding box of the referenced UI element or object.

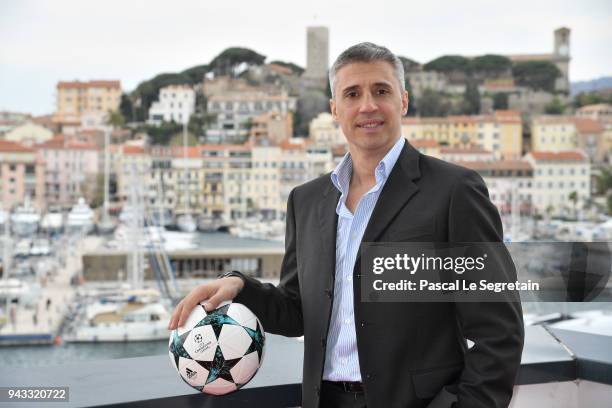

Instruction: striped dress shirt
[322,136,405,381]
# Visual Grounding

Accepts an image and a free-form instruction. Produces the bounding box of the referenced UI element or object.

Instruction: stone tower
[305,26,329,81]
[553,27,571,93]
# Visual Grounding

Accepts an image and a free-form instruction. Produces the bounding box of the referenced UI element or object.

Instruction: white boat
[40,211,64,233]
[0,278,41,307]
[96,216,117,234]
[30,238,52,256]
[64,290,171,342]
[176,214,197,233]
[11,200,40,236]
[66,197,95,234]
[0,210,7,227]
[118,204,138,225]
[197,214,222,232]
[14,239,32,257]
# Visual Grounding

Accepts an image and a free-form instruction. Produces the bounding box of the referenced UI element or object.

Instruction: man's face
[330,60,408,155]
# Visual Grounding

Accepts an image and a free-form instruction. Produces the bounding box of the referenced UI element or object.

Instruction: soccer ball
[169,301,265,395]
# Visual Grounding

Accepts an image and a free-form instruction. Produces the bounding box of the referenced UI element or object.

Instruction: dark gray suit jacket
[234,141,524,408]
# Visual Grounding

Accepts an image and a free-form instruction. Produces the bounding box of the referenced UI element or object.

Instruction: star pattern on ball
[244,320,265,361]
[197,345,242,384]
[170,330,192,368]
[194,304,241,338]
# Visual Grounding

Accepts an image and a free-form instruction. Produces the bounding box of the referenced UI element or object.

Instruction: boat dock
[0,235,102,346]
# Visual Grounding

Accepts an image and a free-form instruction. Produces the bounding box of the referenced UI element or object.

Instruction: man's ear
[402,90,409,116]
[330,99,337,121]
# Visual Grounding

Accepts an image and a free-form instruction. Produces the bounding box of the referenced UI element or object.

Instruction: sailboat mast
[3,205,11,319]
[183,119,189,216]
[103,129,110,222]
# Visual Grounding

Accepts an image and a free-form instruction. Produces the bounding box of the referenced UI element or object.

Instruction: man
[168,43,524,408]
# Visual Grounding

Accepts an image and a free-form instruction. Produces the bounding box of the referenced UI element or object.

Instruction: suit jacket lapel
[361,141,422,243]
[318,180,341,279]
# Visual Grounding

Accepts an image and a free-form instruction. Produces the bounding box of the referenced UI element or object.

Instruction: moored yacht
[66,197,95,234]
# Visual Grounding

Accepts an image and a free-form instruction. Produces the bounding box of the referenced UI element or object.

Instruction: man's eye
[377,89,389,95]
[345,92,358,98]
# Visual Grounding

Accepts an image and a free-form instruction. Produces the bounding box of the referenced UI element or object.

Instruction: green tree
[180,64,210,84]
[493,93,509,110]
[471,54,512,76]
[544,97,565,114]
[170,131,198,147]
[462,80,481,114]
[512,61,561,92]
[424,55,471,74]
[418,89,451,117]
[573,91,612,108]
[139,122,183,145]
[106,110,125,128]
[596,167,612,195]
[398,56,420,73]
[119,94,134,122]
[209,47,266,76]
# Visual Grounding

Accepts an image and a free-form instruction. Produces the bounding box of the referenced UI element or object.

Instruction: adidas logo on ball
[185,368,197,379]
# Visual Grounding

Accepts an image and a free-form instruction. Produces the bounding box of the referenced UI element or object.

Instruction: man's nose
[358,92,378,113]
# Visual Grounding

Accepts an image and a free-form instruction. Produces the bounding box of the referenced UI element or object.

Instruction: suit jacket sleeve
[449,170,524,408]
[232,188,304,337]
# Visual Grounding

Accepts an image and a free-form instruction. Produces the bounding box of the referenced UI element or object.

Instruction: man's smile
[356,119,385,129]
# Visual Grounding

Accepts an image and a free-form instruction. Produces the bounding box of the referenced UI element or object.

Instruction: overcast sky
[1,0,610,115]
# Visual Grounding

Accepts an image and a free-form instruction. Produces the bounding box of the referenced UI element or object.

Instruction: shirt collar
[331,136,405,195]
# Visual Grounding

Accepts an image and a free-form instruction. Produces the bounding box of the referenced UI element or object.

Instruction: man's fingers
[177,285,214,327]
[204,290,229,312]
[168,302,184,330]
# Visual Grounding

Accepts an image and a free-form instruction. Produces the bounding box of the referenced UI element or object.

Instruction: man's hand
[167,277,245,330]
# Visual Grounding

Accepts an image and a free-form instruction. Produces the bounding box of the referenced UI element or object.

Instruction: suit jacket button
[320,337,326,347]
[360,322,366,328]
[325,289,332,299]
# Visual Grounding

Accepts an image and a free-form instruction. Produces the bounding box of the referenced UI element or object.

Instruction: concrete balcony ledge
[1,327,611,408]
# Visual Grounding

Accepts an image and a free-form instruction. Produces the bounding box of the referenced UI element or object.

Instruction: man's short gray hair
[329,42,405,99]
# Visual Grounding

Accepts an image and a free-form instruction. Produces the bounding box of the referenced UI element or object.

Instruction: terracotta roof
[79,129,103,136]
[123,145,146,155]
[36,135,98,150]
[267,64,294,76]
[507,53,555,62]
[447,115,479,124]
[0,140,34,153]
[279,138,307,151]
[440,146,492,154]
[577,103,612,112]
[532,115,575,125]
[573,118,605,134]
[410,139,439,148]
[57,80,121,89]
[529,151,587,162]
[453,160,533,172]
[402,112,521,125]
